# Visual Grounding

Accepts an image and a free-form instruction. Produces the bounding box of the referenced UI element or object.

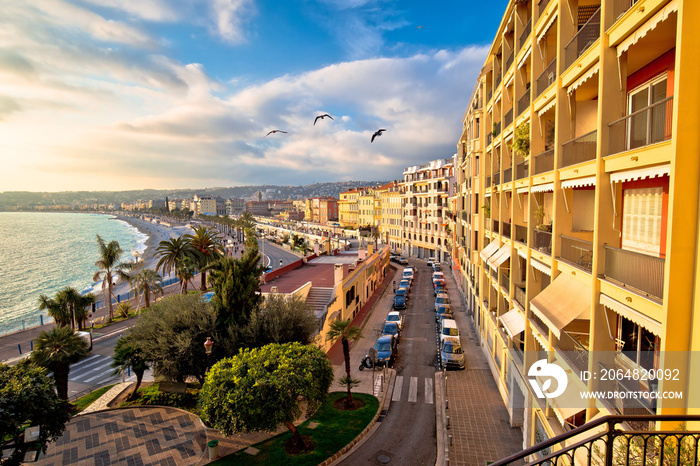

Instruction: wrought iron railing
[494,121,502,137]
[536,58,557,98]
[504,108,513,128]
[519,18,532,50]
[505,51,514,72]
[608,96,674,156]
[564,7,601,70]
[495,71,502,89]
[538,0,552,17]
[532,228,552,255]
[603,245,665,302]
[559,235,593,273]
[501,222,511,239]
[533,149,554,175]
[516,160,529,180]
[487,132,493,146]
[491,415,700,466]
[493,172,500,186]
[561,130,597,168]
[515,224,528,245]
[503,167,512,183]
[518,89,531,116]
[514,285,526,308]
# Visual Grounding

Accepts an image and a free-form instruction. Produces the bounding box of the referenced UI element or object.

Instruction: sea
[0,212,147,336]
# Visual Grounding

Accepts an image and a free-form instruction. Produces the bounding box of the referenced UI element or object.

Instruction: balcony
[560,130,597,168]
[538,0,552,17]
[487,132,493,146]
[532,228,552,255]
[487,88,493,103]
[494,71,502,89]
[608,96,673,156]
[517,90,531,116]
[603,245,664,302]
[493,220,500,235]
[500,272,510,291]
[564,7,601,71]
[536,58,557,98]
[516,160,529,180]
[505,51,514,72]
[503,167,512,183]
[514,285,526,308]
[486,175,491,187]
[493,172,500,186]
[493,121,502,138]
[556,330,590,375]
[514,224,528,245]
[504,108,513,128]
[501,222,511,239]
[613,0,637,21]
[519,18,532,50]
[533,149,554,175]
[559,235,593,273]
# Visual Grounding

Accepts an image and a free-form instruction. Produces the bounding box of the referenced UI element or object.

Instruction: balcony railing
[493,172,500,185]
[485,175,491,187]
[494,71,502,89]
[533,149,554,175]
[493,220,500,235]
[564,7,601,70]
[501,222,511,239]
[560,130,597,168]
[514,285,526,308]
[608,96,674,156]
[516,160,529,180]
[557,330,590,375]
[487,132,493,146]
[503,167,512,183]
[538,0,552,17]
[487,88,493,103]
[500,272,510,291]
[517,89,531,116]
[559,235,593,273]
[603,245,665,301]
[505,51,514,72]
[519,18,532,50]
[532,228,552,255]
[536,58,557,98]
[504,108,513,128]
[493,121,502,138]
[514,224,527,245]
[613,0,638,23]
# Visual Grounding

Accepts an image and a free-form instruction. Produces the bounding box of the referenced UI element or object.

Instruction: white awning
[531,274,591,339]
[562,176,596,189]
[479,241,500,262]
[505,132,514,144]
[538,98,556,117]
[500,308,526,339]
[537,9,558,43]
[488,244,511,270]
[531,182,554,193]
[531,258,551,276]
[617,0,678,57]
[610,164,670,183]
[516,186,529,194]
[533,326,549,349]
[549,355,587,425]
[600,294,663,337]
[484,191,492,198]
[505,73,515,89]
[517,46,532,69]
[567,63,600,94]
[517,248,528,260]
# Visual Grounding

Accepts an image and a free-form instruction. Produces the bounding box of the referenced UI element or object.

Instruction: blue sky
[1,0,508,191]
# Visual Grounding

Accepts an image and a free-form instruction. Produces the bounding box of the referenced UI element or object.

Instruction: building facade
[338,188,361,228]
[379,181,404,252]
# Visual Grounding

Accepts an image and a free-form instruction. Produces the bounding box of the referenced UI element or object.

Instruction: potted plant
[511,122,530,160]
[482,204,491,218]
[534,205,551,231]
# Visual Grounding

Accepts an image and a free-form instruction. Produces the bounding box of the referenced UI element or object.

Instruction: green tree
[38,294,70,328]
[129,268,163,310]
[239,293,318,348]
[154,236,197,295]
[326,319,363,407]
[207,254,265,331]
[93,235,133,322]
[56,287,92,330]
[111,335,150,400]
[0,363,71,464]
[31,327,90,400]
[185,226,224,291]
[200,342,333,450]
[126,294,217,384]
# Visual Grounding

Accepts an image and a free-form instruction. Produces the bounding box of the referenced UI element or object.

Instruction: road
[258,238,301,270]
[341,260,438,465]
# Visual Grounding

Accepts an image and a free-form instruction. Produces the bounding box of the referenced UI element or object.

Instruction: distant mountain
[0,181,391,211]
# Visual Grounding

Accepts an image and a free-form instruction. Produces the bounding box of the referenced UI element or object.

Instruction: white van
[402,267,414,284]
[439,319,459,344]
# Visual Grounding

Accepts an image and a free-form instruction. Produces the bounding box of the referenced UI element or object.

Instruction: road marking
[392,376,404,402]
[425,378,434,404]
[70,356,111,375]
[71,354,101,368]
[408,376,418,403]
[373,374,383,396]
[81,363,116,383]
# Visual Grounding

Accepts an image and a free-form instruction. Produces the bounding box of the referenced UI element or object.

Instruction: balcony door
[627,75,667,150]
[621,186,663,256]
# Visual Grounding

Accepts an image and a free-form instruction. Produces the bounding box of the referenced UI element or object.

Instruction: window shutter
[622,187,662,256]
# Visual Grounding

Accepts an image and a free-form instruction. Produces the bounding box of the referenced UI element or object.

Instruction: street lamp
[204,337,214,370]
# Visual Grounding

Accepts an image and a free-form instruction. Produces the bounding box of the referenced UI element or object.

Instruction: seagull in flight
[371,129,386,143]
[416,25,424,29]
[264,130,288,138]
[314,114,334,125]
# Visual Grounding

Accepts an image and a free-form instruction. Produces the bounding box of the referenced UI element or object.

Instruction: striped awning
[538,98,556,117]
[537,9,558,43]
[517,46,532,69]
[488,244,511,270]
[617,0,678,57]
[531,182,554,193]
[531,258,551,276]
[610,164,670,183]
[567,63,600,94]
[516,186,529,194]
[561,176,596,189]
[600,294,663,337]
[500,308,526,339]
[533,326,549,349]
[479,241,500,262]
[530,274,591,339]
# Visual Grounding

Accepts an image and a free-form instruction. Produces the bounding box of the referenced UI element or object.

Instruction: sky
[1,0,508,192]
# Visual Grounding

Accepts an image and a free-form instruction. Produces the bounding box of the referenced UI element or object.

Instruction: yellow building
[379,181,404,252]
[454,0,699,454]
[357,187,380,229]
[338,188,360,228]
[403,158,455,263]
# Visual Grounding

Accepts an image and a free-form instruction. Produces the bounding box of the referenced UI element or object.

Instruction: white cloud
[78,0,178,22]
[209,0,256,44]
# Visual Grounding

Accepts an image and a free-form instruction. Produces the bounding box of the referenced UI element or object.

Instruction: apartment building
[338,188,361,228]
[453,0,698,454]
[379,181,404,252]
[403,158,455,262]
[358,187,381,229]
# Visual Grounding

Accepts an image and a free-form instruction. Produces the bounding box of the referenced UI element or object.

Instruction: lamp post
[204,337,214,372]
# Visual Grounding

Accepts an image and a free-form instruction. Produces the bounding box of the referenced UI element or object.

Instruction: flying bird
[313,114,334,125]
[371,129,386,143]
[416,25,424,29]
[264,130,288,138]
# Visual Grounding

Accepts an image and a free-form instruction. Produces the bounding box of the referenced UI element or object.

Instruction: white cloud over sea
[0,0,487,192]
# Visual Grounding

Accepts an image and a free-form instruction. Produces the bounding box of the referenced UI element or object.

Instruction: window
[621,187,663,256]
[627,75,668,150]
[617,315,658,371]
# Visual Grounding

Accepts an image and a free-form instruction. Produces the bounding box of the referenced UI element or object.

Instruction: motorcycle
[358,354,374,371]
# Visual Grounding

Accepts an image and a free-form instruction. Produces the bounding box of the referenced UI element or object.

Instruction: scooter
[358,354,374,371]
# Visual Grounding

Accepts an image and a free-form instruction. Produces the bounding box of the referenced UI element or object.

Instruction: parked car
[396,287,409,301]
[441,336,465,370]
[436,305,453,322]
[433,278,446,290]
[386,310,404,330]
[402,268,414,284]
[396,257,408,265]
[434,283,446,296]
[426,259,434,268]
[393,293,407,310]
[439,319,460,344]
[432,271,445,286]
[434,294,451,312]
[382,321,401,342]
[374,334,398,367]
[390,256,399,263]
[433,263,442,272]
[399,279,411,291]
[437,312,452,326]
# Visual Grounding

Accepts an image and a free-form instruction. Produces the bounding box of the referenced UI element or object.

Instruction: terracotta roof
[260,262,348,294]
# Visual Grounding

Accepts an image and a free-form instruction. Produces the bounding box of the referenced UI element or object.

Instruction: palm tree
[177,256,197,294]
[93,235,133,323]
[154,236,196,295]
[185,226,224,291]
[326,319,363,408]
[56,287,83,330]
[111,336,150,400]
[130,268,163,310]
[38,294,70,328]
[32,326,90,400]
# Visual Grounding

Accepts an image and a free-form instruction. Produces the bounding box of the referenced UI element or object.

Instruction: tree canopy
[199,342,333,449]
[238,293,318,348]
[31,326,90,400]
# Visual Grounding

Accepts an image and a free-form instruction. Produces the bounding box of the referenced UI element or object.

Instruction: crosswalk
[392,375,434,404]
[69,354,120,386]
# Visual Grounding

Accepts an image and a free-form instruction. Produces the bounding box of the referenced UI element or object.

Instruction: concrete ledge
[435,371,447,466]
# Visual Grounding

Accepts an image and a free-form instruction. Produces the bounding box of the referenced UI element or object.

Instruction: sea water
[0,212,146,336]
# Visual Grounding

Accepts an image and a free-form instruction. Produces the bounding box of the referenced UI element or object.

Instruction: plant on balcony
[534,205,552,231]
[511,123,530,160]
[492,122,499,138]
[481,204,491,218]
